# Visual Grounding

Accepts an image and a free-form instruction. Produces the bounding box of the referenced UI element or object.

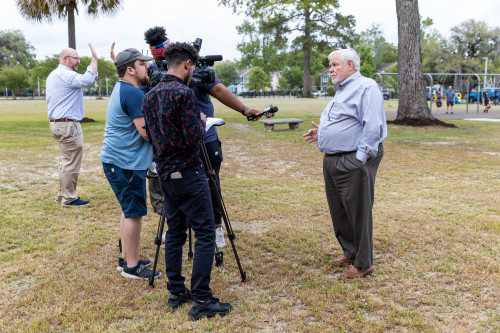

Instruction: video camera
[190,38,222,87]
[147,38,222,89]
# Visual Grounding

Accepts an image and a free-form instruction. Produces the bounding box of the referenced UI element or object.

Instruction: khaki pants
[50,121,83,205]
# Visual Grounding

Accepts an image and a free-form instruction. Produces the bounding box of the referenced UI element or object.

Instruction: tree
[282,66,303,91]
[214,61,238,87]
[0,65,30,98]
[219,0,355,97]
[30,54,59,91]
[356,44,376,78]
[16,0,122,49]
[78,56,117,98]
[236,19,289,74]
[395,0,435,124]
[246,66,270,91]
[0,30,37,69]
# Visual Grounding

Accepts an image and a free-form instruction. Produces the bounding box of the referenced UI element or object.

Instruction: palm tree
[16,0,122,49]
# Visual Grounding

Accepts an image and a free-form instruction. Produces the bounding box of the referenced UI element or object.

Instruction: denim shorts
[103,162,147,218]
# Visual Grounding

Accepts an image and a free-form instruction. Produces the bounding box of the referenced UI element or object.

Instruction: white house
[228,69,281,94]
[228,68,251,95]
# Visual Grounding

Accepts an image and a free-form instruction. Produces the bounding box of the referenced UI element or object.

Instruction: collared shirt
[46,64,98,121]
[100,81,152,170]
[142,74,206,181]
[317,71,387,163]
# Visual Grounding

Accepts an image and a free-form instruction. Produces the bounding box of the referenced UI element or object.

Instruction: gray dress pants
[323,143,384,269]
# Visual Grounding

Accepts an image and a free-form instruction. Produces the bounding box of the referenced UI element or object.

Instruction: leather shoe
[330,256,354,267]
[343,266,373,278]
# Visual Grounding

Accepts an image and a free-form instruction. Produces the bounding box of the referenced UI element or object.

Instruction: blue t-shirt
[100,81,152,170]
[192,75,221,143]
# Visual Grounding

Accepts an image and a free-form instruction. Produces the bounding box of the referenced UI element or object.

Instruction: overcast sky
[1,0,498,62]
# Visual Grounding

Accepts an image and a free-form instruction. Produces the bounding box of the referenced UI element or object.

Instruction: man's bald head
[59,48,80,71]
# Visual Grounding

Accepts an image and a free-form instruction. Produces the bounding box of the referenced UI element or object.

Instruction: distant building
[228,68,251,95]
[228,69,281,94]
[319,69,330,92]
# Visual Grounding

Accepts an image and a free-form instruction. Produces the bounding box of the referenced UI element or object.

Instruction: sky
[0,0,498,62]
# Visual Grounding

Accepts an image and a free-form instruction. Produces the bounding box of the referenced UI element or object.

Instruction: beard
[331,66,349,85]
[140,74,150,86]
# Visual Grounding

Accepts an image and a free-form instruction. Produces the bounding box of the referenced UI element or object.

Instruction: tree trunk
[67,6,76,49]
[302,5,311,98]
[395,0,433,121]
[97,79,102,99]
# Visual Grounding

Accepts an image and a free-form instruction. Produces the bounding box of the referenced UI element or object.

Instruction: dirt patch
[231,220,272,234]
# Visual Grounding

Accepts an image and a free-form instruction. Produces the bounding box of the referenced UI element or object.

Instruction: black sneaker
[167,289,192,309]
[116,257,151,272]
[188,297,232,320]
[121,262,160,279]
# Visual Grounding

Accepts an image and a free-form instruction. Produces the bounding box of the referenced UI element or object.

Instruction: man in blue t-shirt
[445,86,455,114]
[100,48,160,280]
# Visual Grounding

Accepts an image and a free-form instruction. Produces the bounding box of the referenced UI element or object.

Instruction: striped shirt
[46,64,98,121]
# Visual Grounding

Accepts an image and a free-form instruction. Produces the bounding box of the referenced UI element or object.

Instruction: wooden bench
[260,118,303,131]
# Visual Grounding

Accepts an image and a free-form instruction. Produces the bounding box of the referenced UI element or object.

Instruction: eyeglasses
[66,56,80,61]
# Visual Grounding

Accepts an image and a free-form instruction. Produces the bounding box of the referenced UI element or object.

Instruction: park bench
[260,118,303,131]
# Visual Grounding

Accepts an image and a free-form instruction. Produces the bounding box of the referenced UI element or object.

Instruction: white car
[313,91,327,96]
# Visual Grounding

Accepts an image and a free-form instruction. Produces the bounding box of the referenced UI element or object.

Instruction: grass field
[0,98,499,332]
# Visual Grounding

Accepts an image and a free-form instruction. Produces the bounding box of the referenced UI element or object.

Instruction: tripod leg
[200,143,247,283]
[148,212,166,289]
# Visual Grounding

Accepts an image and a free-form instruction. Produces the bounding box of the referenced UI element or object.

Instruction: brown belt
[325,151,356,157]
[49,118,76,122]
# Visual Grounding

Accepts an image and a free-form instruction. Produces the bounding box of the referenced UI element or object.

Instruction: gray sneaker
[116,257,151,272]
[121,262,160,279]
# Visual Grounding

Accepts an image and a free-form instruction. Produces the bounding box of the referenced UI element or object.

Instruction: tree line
[0,30,118,98]
[1,14,499,98]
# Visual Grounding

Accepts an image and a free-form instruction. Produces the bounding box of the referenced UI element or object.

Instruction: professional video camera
[146,37,222,89]
[147,60,168,89]
[189,38,222,87]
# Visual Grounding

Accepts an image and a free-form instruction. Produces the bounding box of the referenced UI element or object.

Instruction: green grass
[0,98,499,332]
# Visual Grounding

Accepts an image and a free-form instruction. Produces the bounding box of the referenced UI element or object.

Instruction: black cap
[114,48,153,67]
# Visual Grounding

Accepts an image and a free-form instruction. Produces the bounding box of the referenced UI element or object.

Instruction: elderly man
[303,49,387,278]
[46,44,98,206]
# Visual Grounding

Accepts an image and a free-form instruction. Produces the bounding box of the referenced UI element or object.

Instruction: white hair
[328,49,360,72]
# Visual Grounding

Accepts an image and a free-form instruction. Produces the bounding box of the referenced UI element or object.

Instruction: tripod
[148,141,247,288]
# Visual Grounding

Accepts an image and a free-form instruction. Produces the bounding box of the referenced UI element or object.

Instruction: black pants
[204,139,223,226]
[161,164,215,302]
[323,144,384,269]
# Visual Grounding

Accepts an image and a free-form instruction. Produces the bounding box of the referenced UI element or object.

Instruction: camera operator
[144,27,261,248]
[142,42,232,320]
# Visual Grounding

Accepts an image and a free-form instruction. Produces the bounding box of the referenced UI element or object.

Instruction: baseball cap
[114,48,153,67]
